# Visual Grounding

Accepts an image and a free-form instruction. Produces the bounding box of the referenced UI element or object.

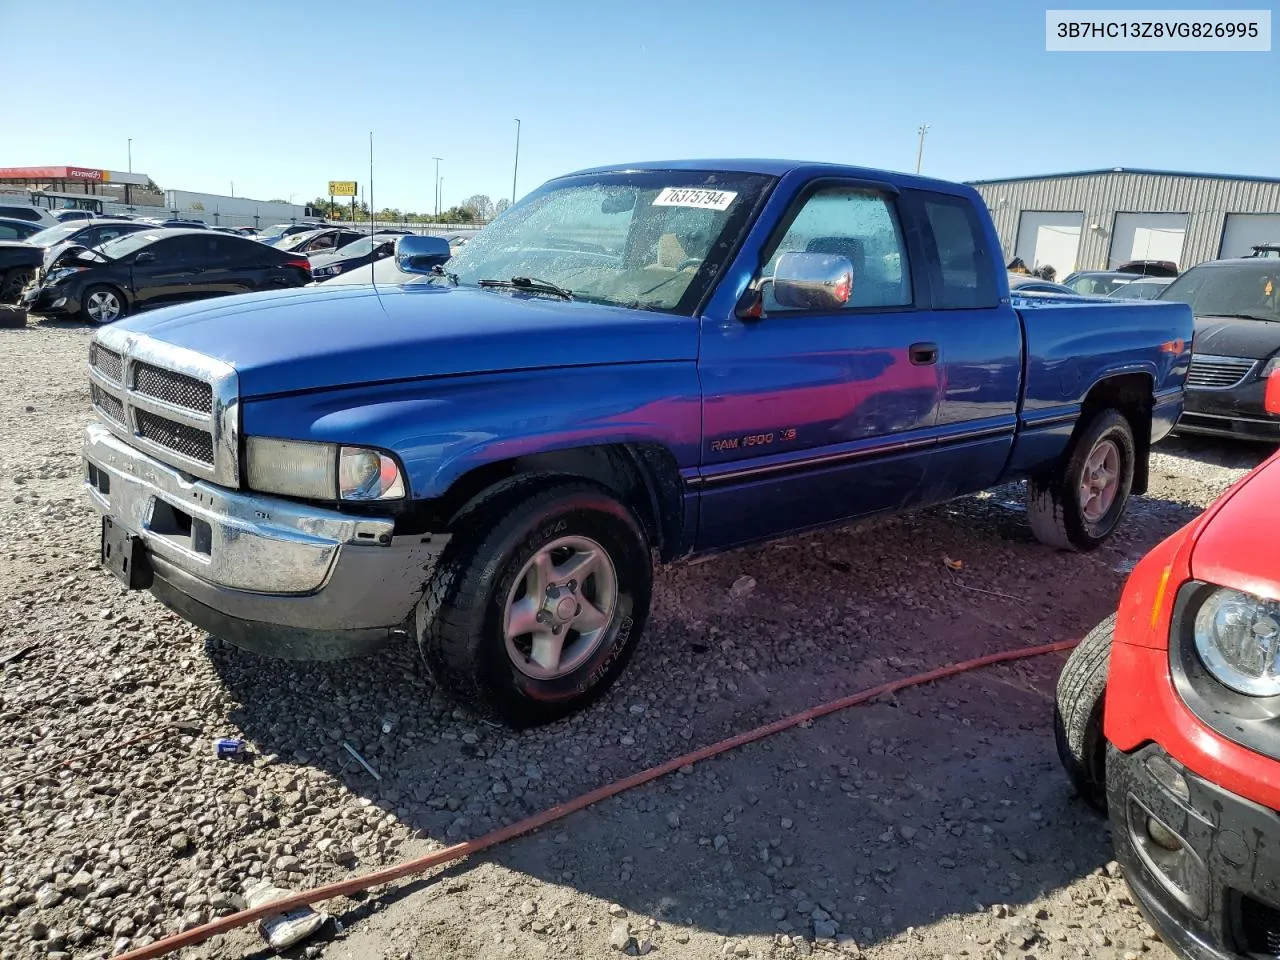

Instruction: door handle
[909,342,939,365]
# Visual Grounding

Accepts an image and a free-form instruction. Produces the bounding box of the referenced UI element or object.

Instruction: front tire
[1054,614,1113,812]
[417,479,653,728]
[1028,409,1136,551]
[0,267,33,304]
[80,286,126,324]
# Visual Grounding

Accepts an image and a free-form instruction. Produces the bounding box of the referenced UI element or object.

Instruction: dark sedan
[0,216,43,241]
[309,233,400,281]
[23,229,311,323]
[1160,258,1280,441]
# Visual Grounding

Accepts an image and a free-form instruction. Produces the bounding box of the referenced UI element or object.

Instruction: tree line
[301,194,511,224]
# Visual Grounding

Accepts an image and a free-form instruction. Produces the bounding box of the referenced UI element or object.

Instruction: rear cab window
[909,190,998,309]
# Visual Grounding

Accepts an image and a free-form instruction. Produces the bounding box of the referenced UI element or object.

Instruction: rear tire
[416,479,652,729]
[1054,614,1113,813]
[1028,409,1136,551]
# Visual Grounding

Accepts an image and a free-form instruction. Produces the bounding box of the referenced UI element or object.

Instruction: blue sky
[2,0,1275,212]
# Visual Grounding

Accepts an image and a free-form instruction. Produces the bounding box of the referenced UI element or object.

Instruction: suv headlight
[246,438,406,501]
[1193,586,1280,696]
[1261,356,1280,378]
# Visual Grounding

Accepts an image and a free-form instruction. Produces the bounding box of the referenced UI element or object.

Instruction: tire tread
[1054,614,1113,812]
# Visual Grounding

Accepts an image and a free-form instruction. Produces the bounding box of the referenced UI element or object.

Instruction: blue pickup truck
[83,160,1194,727]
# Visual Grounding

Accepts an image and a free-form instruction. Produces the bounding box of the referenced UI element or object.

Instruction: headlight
[1193,586,1280,696]
[1261,356,1280,378]
[46,267,86,283]
[245,438,405,501]
[338,446,405,500]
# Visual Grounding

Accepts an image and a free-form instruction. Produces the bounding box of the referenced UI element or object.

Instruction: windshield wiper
[1209,312,1279,323]
[477,276,573,301]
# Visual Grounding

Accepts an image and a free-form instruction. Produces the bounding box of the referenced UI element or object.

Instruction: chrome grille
[1186,355,1256,390]
[132,362,213,414]
[89,343,123,384]
[91,384,126,425]
[87,330,239,485]
[135,409,215,465]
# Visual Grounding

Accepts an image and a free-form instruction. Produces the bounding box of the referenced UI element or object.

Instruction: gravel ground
[0,319,1272,960]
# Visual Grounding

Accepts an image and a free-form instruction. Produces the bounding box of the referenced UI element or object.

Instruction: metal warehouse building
[969,168,1280,279]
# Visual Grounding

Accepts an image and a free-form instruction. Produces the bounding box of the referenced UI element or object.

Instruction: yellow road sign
[328,181,357,197]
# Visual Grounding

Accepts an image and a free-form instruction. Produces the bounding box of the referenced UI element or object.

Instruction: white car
[0,203,60,229]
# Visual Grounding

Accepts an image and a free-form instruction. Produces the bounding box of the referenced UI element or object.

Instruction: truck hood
[113,284,699,398]
[1192,315,1280,360]
[1190,450,1280,601]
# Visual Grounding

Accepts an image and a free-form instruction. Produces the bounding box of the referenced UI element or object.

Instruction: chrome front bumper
[83,422,450,659]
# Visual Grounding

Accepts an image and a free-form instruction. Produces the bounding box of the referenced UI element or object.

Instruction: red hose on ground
[115,638,1080,960]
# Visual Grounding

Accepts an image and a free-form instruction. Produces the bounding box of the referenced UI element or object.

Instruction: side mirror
[134,251,156,265]
[770,251,853,310]
[394,235,452,274]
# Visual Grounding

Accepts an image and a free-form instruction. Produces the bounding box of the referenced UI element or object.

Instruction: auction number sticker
[652,187,738,211]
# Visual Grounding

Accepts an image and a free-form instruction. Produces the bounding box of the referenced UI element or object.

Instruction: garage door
[1110,213,1188,268]
[1015,212,1083,278]
[1221,213,1280,259]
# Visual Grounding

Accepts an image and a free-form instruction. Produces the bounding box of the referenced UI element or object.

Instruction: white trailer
[160,191,311,228]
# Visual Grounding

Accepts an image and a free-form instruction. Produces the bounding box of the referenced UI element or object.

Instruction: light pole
[439,178,445,219]
[915,123,930,174]
[230,181,234,198]
[127,139,132,174]
[432,157,442,219]
[512,118,521,205]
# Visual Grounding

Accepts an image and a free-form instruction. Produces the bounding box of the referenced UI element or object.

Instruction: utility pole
[512,118,521,205]
[433,157,442,219]
[230,181,234,198]
[127,139,132,173]
[915,124,930,174]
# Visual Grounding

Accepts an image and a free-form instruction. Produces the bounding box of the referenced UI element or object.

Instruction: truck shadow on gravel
[205,487,1198,948]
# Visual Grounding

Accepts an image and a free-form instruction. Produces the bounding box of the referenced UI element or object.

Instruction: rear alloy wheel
[1028,410,1136,551]
[81,286,125,324]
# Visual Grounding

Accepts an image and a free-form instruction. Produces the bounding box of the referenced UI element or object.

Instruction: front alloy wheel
[416,479,653,728]
[83,288,124,324]
[504,535,618,680]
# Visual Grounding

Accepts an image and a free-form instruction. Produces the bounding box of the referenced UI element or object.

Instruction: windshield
[278,231,321,251]
[442,170,772,312]
[1110,280,1170,300]
[1159,262,1280,321]
[96,231,165,260]
[1066,274,1137,296]
[332,236,379,257]
[259,224,293,240]
[25,222,85,246]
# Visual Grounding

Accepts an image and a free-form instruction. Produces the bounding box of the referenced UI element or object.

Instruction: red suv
[1057,446,1280,958]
